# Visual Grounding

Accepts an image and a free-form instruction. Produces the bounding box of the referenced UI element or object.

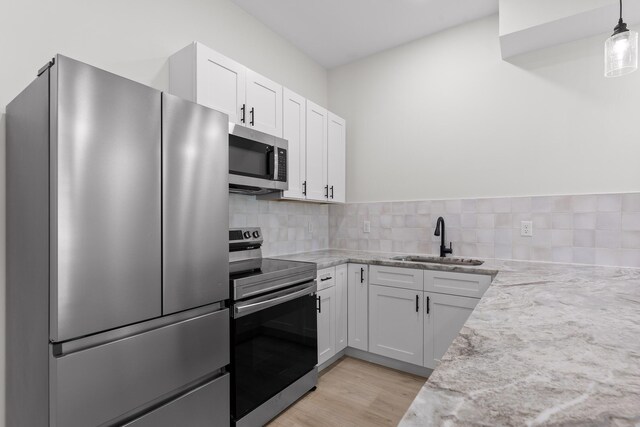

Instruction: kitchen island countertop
[275,249,640,426]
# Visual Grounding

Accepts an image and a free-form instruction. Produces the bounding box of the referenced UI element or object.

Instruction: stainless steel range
[229,228,318,427]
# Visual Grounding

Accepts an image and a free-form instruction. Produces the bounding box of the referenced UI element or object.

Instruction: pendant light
[604,0,638,77]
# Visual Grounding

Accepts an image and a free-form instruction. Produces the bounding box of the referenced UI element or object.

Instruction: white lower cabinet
[423,292,479,369]
[314,263,487,371]
[369,285,423,365]
[347,264,369,351]
[317,286,336,366]
[335,264,348,352]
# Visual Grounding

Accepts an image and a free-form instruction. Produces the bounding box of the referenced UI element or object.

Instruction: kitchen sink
[391,255,484,266]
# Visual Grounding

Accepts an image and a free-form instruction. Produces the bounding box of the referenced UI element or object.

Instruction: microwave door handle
[234,283,318,318]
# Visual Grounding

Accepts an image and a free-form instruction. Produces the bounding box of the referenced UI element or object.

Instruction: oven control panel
[229,227,263,246]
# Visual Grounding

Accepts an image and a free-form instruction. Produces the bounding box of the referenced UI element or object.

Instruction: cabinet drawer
[52,308,229,427]
[369,265,423,291]
[424,270,491,298]
[125,374,229,427]
[317,267,336,291]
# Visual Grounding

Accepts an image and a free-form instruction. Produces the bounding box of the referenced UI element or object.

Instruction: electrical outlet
[521,221,533,237]
[308,222,313,234]
[363,220,371,233]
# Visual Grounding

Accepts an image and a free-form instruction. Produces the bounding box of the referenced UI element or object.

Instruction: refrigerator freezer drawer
[125,374,230,427]
[51,308,229,427]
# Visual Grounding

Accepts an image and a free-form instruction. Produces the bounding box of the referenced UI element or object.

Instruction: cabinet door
[246,69,283,137]
[327,112,346,203]
[195,43,246,125]
[282,89,307,199]
[347,264,368,351]
[305,100,328,201]
[335,264,348,352]
[424,293,479,369]
[369,285,423,365]
[317,287,336,365]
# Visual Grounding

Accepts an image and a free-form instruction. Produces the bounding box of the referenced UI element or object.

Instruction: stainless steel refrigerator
[7,55,230,427]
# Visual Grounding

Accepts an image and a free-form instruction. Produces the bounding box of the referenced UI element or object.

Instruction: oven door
[231,282,317,421]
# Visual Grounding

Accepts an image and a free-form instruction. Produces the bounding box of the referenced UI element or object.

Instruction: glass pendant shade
[604,30,638,77]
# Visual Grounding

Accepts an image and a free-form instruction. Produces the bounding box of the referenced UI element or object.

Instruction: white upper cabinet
[327,113,346,203]
[245,69,282,137]
[169,42,282,137]
[170,42,346,202]
[194,44,246,125]
[282,89,306,200]
[305,100,328,202]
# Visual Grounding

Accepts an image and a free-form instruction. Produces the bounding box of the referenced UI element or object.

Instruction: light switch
[363,221,371,233]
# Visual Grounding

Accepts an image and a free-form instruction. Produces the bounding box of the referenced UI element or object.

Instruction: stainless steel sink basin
[391,255,484,266]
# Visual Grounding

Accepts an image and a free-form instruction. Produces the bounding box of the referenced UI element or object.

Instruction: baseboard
[345,347,432,377]
[318,349,347,372]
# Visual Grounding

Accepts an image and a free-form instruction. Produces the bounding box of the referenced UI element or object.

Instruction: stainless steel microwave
[228,124,288,195]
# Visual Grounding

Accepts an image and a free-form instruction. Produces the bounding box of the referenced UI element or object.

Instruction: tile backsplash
[230,192,640,268]
[329,193,640,268]
[229,194,329,256]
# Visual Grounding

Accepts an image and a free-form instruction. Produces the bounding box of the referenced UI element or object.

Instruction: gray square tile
[597,194,622,212]
[622,193,640,212]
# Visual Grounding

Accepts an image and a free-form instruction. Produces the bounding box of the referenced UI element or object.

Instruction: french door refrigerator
[7,55,230,427]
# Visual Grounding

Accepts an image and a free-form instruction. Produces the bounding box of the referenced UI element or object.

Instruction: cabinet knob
[240,104,246,123]
[250,107,255,126]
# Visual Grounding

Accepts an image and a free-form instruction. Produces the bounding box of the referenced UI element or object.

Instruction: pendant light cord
[620,0,623,22]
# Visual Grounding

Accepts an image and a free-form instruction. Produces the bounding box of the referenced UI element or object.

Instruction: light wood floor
[267,357,427,427]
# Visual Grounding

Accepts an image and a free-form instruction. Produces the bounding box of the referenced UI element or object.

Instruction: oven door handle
[233,282,318,318]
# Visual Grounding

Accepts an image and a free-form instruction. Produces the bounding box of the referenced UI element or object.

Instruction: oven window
[229,134,273,180]
[232,292,317,420]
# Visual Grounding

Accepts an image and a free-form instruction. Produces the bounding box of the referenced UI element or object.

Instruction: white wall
[328,14,640,203]
[499,0,616,35]
[0,0,327,424]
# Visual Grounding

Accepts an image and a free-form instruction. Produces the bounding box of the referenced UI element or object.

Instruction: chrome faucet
[434,217,453,258]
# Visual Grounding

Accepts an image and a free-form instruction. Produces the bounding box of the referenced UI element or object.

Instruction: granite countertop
[275,249,640,426]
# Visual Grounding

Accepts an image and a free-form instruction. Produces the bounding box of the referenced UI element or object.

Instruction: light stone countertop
[274,249,640,426]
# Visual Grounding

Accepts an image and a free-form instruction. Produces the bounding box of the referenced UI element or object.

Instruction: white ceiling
[231,0,499,68]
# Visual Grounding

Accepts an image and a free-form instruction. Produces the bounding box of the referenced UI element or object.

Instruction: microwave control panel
[277,148,287,182]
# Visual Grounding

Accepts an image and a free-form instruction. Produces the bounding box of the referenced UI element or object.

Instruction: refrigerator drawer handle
[234,283,317,318]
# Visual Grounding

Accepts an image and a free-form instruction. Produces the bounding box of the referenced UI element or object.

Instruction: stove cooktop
[229,257,317,301]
